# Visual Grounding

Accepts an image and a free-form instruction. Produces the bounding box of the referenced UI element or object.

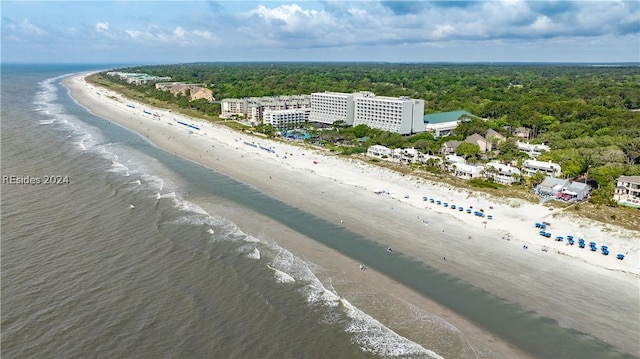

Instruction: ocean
[1,64,636,359]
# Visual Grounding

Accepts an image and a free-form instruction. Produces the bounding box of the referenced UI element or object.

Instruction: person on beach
[387,247,393,253]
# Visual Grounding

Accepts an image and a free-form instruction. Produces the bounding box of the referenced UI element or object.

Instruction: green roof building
[423,110,479,137]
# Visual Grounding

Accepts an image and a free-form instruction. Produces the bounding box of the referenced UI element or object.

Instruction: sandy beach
[64,73,639,358]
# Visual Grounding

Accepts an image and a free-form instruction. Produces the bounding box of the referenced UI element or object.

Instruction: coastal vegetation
[90,63,640,227]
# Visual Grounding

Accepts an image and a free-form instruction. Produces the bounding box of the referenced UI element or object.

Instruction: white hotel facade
[308,92,356,125]
[309,91,425,135]
[263,108,311,130]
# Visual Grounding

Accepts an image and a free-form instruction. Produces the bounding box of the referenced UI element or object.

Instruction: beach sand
[64,73,640,358]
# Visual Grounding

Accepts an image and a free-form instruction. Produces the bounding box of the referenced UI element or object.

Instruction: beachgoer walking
[387,247,393,253]
[443,256,446,261]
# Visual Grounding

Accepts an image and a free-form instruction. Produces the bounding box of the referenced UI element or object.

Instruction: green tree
[529,171,547,186]
[588,164,624,189]
[456,142,480,161]
[351,124,370,138]
[332,120,349,129]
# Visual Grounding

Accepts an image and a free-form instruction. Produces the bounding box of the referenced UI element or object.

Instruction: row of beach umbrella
[423,196,494,220]
[534,223,624,260]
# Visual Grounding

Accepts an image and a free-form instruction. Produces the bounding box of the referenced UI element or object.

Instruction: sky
[2,1,639,64]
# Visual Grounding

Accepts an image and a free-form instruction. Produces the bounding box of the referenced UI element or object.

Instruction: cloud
[8,19,46,36]
[125,25,219,47]
[1,1,637,63]
[95,21,109,32]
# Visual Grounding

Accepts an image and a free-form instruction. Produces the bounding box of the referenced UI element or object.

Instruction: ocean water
[1,64,636,359]
[1,65,444,358]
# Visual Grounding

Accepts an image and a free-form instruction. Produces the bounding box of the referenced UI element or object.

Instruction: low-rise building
[485,129,506,145]
[484,162,521,185]
[564,181,591,201]
[367,145,392,158]
[517,141,550,158]
[451,163,483,180]
[155,82,214,102]
[536,177,570,197]
[512,126,532,140]
[464,133,492,152]
[423,110,478,138]
[440,140,461,155]
[522,159,562,177]
[391,148,421,163]
[615,175,640,206]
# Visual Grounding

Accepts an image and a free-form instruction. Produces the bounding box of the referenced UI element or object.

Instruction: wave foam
[341,298,442,358]
[267,265,295,283]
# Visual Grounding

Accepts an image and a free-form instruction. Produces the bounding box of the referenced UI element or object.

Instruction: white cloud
[124,25,219,47]
[11,19,46,36]
[96,21,109,32]
[529,15,553,32]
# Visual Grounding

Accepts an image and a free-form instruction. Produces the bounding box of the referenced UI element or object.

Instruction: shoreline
[63,73,640,357]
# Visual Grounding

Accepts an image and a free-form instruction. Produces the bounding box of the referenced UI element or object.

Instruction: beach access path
[65,73,640,358]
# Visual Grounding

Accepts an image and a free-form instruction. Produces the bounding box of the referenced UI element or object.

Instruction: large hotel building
[221,91,425,134]
[309,91,425,135]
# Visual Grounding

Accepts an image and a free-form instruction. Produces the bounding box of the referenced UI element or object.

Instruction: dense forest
[100,63,640,206]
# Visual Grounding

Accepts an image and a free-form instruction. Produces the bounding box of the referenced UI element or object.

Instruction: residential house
[485,129,506,146]
[563,181,591,201]
[517,141,550,158]
[512,127,532,140]
[155,82,215,102]
[615,175,640,206]
[445,155,466,165]
[391,148,420,163]
[464,133,492,152]
[484,162,521,185]
[536,177,570,197]
[367,145,392,158]
[441,140,461,155]
[451,163,483,180]
[522,159,562,177]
